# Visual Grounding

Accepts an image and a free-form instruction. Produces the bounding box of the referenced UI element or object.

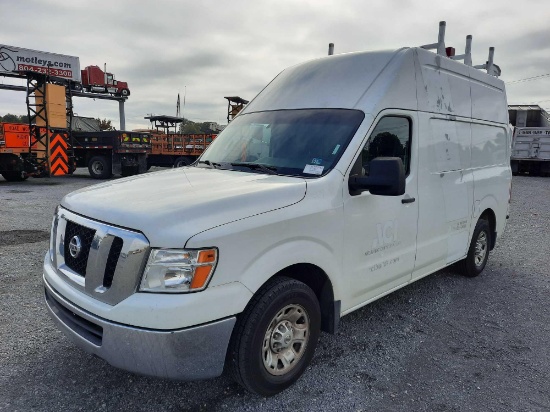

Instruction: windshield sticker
[311,158,322,165]
[303,164,324,175]
[332,144,341,155]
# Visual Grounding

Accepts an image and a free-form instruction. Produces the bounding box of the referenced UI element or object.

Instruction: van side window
[360,117,411,175]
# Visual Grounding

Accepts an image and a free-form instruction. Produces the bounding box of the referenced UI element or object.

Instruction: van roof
[242,47,508,124]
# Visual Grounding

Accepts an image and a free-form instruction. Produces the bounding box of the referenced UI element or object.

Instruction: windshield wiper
[197,160,221,169]
[230,162,278,175]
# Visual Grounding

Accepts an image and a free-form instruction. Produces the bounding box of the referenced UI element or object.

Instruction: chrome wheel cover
[474,231,488,267]
[262,304,310,376]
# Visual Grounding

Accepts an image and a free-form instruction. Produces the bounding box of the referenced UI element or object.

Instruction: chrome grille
[63,220,95,276]
[103,236,123,288]
[52,207,150,306]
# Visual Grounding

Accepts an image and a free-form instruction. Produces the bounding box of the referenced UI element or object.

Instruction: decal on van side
[449,218,468,232]
[369,257,400,272]
[365,220,401,256]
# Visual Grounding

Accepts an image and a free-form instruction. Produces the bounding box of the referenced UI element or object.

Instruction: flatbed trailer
[143,115,216,168]
[147,132,217,167]
[71,130,151,179]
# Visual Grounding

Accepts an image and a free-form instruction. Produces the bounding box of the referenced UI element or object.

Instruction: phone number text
[17,64,73,79]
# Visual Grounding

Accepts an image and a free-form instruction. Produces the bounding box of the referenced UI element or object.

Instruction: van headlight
[139,248,217,293]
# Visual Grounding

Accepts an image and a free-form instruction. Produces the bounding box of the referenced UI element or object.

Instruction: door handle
[401,197,416,204]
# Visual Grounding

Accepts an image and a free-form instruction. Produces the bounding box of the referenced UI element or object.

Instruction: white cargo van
[43,34,511,396]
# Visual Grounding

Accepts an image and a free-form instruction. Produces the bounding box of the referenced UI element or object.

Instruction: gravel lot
[1,170,549,412]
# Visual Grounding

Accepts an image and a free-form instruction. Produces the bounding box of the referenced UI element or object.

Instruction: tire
[173,157,189,168]
[121,88,130,97]
[458,218,491,277]
[1,171,28,182]
[88,156,112,179]
[228,276,321,396]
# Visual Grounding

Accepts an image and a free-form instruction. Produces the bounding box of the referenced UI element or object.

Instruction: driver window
[358,116,411,176]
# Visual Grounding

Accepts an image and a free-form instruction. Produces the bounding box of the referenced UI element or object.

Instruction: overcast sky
[1,0,549,130]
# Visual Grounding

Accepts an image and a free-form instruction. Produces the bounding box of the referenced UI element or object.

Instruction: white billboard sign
[0,44,81,82]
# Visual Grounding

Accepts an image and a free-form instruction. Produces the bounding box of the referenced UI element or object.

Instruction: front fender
[185,204,344,305]
[237,237,342,299]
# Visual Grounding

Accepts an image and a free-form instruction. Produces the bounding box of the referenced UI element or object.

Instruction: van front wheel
[228,276,321,396]
[459,218,491,277]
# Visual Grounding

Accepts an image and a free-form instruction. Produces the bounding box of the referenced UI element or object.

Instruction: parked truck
[509,105,550,176]
[0,122,32,181]
[71,130,149,178]
[1,122,150,180]
[143,115,217,168]
[81,65,130,96]
[43,24,511,396]
[0,122,68,181]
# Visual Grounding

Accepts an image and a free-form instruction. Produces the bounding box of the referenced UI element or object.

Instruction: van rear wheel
[458,218,491,277]
[228,276,321,396]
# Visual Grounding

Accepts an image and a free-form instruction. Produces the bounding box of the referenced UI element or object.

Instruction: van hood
[61,167,307,247]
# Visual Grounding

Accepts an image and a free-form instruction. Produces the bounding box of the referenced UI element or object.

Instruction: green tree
[181,120,200,134]
[97,118,115,131]
[1,113,27,123]
[199,122,213,133]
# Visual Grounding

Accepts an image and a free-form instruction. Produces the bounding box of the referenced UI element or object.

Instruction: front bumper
[44,278,236,380]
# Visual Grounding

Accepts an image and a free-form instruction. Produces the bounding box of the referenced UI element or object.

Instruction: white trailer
[509,105,550,176]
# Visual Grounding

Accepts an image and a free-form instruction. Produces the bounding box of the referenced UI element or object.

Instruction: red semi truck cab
[81,65,130,97]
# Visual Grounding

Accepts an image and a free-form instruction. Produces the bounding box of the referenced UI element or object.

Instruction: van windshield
[197,109,364,177]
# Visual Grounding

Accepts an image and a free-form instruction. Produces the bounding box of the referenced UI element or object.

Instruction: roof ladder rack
[421,21,447,56]
[451,35,473,66]
[474,47,501,77]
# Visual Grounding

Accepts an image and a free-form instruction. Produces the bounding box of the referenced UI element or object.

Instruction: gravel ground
[0,171,549,412]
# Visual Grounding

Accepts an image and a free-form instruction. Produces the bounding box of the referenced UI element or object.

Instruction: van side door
[342,112,419,311]
[413,114,474,279]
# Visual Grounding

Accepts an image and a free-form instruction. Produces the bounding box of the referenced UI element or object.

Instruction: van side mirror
[349,157,406,196]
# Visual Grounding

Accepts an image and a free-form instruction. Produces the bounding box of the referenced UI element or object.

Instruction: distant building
[208,122,226,133]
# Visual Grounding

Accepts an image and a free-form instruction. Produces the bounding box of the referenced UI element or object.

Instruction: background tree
[0,113,29,123]
[180,119,201,134]
[96,118,115,131]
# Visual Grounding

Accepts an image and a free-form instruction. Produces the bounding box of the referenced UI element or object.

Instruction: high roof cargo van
[43,24,511,395]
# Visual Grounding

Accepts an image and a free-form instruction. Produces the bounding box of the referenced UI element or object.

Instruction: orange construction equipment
[0,122,72,181]
[143,115,217,168]
[148,131,217,167]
